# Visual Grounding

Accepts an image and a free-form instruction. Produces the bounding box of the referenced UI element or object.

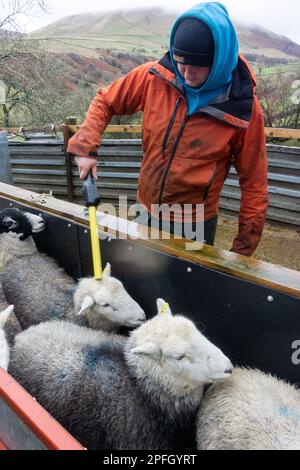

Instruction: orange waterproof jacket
[68,53,268,256]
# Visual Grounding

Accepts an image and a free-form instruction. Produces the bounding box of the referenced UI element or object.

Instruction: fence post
[63,116,77,202]
[0,131,13,184]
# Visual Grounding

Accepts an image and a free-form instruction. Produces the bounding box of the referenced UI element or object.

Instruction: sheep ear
[0,305,14,328]
[131,342,162,360]
[77,295,94,315]
[3,216,18,231]
[156,298,172,316]
[102,262,111,278]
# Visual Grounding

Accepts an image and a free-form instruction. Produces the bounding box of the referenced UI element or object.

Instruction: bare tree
[0,42,96,127]
[257,68,300,129]
[0,0,48,31]
[0,1,55,126]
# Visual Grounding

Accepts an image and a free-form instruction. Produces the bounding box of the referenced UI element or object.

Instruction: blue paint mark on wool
[59,371,67,381]
[278,406,300,423]
[82,342,123,372]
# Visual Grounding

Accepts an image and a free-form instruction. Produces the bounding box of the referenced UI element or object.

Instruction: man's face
[177,63,211,87]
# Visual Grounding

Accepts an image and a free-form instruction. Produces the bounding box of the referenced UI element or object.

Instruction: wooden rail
[265,128,300,140]
[2,125,300,140]
[8,139,300,226]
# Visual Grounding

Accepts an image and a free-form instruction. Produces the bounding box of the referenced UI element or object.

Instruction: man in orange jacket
[68,2,268,256]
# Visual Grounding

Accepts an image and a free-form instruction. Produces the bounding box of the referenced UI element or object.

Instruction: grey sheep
[0,256,145,332]
[0,208,145,332]
[9,299,233,450]
[197,367,300,450]
[0,208,45,270]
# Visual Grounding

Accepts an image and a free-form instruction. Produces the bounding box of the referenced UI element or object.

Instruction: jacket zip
[158,115,189,205]
[150,67,216,206]
[149,68,185,97]
[149,69,183,160]
[203,163,217,203]
[149,68,190,206]
[162,97,181,160]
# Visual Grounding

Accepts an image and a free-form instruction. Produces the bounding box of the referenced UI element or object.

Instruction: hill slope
[31,7,300,61]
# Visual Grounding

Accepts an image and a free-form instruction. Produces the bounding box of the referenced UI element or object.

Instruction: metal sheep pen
[0,182,299,449]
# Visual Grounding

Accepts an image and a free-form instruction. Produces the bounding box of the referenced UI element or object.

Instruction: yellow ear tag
[102,263,111,277]
[160,301,169,315]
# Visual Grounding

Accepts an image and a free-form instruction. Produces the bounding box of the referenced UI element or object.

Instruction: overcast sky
[20,0,300,45]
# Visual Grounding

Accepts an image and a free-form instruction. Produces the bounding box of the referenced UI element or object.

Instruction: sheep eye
[176,354,186,361]
[101,303,117,311]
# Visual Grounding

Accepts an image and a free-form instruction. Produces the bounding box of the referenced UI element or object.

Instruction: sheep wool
[0,305,14,371]
[197,367,300,450]
[0,208,145,332]
[9,300,233,450]
[0,208,45,270]
[0,281,21,346]
[0,254,145,332]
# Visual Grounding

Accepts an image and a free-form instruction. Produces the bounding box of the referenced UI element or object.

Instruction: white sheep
[0,305,14,371]
[0,208,145,332]
[9,299,233,450]
[0,208,45,269]
[0,280,21,345]
[197,367,300,450]
[73,267,146,330]
[1,255,146,332]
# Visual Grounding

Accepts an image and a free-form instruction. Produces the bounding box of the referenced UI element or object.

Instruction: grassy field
[27,36,167,58]
[255,62,300,77]
[31,34,300,78]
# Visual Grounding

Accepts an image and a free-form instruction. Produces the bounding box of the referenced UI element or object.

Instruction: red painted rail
[0,368,84,450]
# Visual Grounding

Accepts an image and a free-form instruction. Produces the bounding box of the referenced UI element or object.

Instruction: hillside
[61,49,154,91]
[31,7,300,62]
[2,8,299,129]
[0,29,21,39]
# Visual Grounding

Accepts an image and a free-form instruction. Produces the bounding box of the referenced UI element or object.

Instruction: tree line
[0,1,299,130]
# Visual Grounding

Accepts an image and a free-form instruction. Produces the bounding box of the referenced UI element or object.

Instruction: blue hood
[170,2,239,115]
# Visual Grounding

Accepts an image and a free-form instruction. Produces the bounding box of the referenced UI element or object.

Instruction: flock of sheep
[0,207,299,450]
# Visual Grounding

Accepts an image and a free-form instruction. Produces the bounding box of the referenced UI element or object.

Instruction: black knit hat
[173,18,215,67]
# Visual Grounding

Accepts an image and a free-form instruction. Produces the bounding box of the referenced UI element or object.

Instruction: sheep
[0,305,14,371]
[0,256,146,332]
[0,281,21,345]
[0,207,145,332]
[0,208,45,270]
[197,367,300,450]
[9,299,233,450]
[0,279,9,312]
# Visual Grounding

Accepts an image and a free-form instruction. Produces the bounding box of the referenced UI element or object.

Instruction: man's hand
[76,156,98,180]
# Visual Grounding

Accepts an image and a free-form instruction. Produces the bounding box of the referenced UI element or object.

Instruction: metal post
[63,117,77,202]
[0,131,13,184]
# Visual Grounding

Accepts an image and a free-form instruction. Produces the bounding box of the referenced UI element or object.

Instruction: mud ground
[215,216,300,272]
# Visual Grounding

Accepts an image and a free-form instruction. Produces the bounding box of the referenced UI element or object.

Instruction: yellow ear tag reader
[82,171,102,280]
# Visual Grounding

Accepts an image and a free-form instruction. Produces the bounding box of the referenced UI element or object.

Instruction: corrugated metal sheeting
[8,139,300,226]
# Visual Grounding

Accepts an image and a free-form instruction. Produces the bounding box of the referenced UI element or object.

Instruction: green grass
[253,62,300,77]
[28,35,168,58]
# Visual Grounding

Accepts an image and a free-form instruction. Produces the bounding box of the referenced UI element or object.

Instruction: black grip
[82,172,100,207]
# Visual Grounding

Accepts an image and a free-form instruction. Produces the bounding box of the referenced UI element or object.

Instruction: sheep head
[74,263,146,330]
[126,299,233,399]
[0,208,45,241]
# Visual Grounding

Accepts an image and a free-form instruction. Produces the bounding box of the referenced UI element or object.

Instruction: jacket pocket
[162,157,217,205]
